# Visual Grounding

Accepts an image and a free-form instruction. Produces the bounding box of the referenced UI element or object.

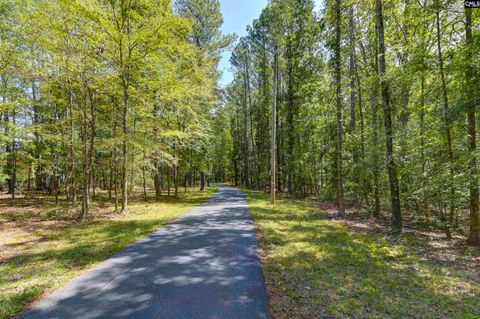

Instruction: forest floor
[0,187,216,319]
[245,189,480,319]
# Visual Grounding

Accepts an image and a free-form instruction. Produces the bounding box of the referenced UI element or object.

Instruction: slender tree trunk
[32,81,41,192]
[87,90,96,203]
[27,165,32,192]
[155,161,162,198]
[167,165,171,196]
[376,0,402,233]
[2,78,16,199]
[200,171,206,191]
[128,118,136,196]
[120,82,129,214]
[335,0,345,217]
[142,148,147,200]
[247,62,260,189]
[465,8,479,245]
[109,152,113,201]
[420,75,429,222]
[114,146,119,212]
[243,67,250,187]
[174,144,178,197]
[80,100,89,222]
[233,153,239,186]
[10,108,17,199]
[286,61,295,195]
[69,91,77,206]
[174,165,179,197]
[356,69,368,206]
[53,155,59,205]
[349,7,360,209]
[271,45,278,204]
[435,9,455,234]
[372,32,381,218]
[276,90,282,193]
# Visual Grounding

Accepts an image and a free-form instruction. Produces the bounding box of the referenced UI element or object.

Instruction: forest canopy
[0,0,234,217]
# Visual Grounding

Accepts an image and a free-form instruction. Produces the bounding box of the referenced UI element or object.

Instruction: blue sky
[218,0,323,86]
[218,0,268,86]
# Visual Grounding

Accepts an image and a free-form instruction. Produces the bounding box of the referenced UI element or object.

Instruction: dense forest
[0,0,234,216]
[213,0,480,245]
[1,0,479,247]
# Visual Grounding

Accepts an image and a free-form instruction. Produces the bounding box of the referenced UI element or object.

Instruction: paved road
[21,187,270,319]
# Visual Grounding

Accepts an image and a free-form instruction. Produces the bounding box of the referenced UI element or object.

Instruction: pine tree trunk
[349,7,359,209]
[335,0,345,217]
[243,67,250,187]
[247,62,260,189]
[271,45,278,204]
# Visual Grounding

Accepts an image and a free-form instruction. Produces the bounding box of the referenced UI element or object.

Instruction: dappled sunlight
[17,187,269,319]
[245,189,480,319]
[0,188,217,319]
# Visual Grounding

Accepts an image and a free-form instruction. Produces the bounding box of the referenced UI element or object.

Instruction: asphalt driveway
[20,186,270,319]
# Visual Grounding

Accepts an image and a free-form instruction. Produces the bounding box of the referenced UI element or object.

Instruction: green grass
[245,189,480,319]
[0,187,216,319]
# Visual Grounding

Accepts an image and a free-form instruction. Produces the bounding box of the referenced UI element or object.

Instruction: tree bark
[114,146,119,212]
[349,7,360,209]
[420,75,429,222]
[80,97,89,222]
[335,0,345,217]
[376,0,402,233]
[155,160,162,198]
[174,142,179,197]
[246,61,260,189]
[243,65,250,187]
[167,165,171,196]
[69,90,77,206]
[435,9,455,233]
[10,108,17,199]
[200,171,206,191]
[465,8,479,245]
[120,82,129,214]
[142,148,147,200]
[271,45,278,204]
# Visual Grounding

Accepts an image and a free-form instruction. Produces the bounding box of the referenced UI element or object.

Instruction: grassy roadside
[244,189,480,319]
[0,187,216,319]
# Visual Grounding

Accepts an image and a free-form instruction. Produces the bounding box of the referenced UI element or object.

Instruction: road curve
[21,186,270,319]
